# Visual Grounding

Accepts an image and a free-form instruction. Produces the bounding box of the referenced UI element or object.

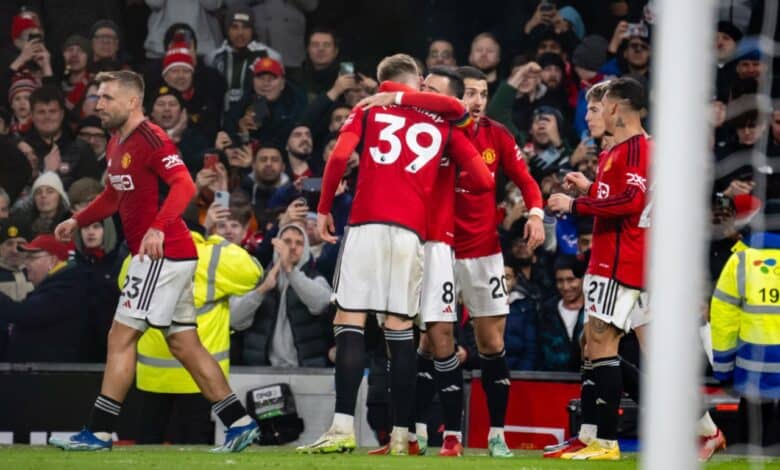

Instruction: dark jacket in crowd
[0,135,32,203]
[0,260,93,362]
[536,297,586,372]
[292,59,339,102]
[224,82,307,148]
[73,217,125,362]
[504,283,540,371]
[23,127,100,189]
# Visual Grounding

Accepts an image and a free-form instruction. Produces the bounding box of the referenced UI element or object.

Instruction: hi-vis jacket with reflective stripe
[132,232,262,394]
[711,233,780,399]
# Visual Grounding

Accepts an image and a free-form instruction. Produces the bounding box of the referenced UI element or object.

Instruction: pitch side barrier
[0,364,730,448]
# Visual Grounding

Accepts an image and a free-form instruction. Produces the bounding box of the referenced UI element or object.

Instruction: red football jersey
[427,156,456,245]
[102,120,196,259]
[454,117,543,258]
[337,105,482,239]
[573,134,650,288]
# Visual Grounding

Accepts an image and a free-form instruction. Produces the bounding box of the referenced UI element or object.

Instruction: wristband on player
[528,207,545,219]
[394,92,404,105]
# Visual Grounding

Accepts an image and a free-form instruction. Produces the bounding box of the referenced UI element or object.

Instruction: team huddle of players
[295,52,724,462]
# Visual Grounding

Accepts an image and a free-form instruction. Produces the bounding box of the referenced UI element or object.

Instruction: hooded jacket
[242,223,333,366]
[73,217,126,362]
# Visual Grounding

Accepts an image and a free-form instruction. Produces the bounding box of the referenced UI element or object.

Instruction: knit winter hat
[32,171,70,209]
[11,11,39,42]
[572,35,608,72]
[8,73,40,104]
[63,34,92,57]
[162,41,194,75]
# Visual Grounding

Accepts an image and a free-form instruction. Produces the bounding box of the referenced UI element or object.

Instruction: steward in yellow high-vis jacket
[711,225,780,399]
[125,231,263,443]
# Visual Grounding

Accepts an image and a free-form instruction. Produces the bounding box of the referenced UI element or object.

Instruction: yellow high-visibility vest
[128,232,262,394]
[711,240,780,399]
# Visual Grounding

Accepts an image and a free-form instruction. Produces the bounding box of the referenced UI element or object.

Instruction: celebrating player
[49,71,258,453]
[453,66,544,458]
[548,77,650,460]
[297,54,494,456]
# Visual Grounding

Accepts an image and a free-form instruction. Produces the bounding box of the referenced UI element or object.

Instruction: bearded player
[50,71,258,453]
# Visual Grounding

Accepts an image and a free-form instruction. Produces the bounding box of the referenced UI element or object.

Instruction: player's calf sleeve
[592,356,623,441]
[334,325,366,417]
[579,360,598,441]
[619,333,642,404]
[413,349,436,425]
[88,394,122,434]
[212,393,250,428]
[479,350,510,428]
[385,327,417,428]
[435,353,464,432]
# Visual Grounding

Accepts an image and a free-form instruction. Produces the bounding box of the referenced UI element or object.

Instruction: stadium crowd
[0,0,777,378]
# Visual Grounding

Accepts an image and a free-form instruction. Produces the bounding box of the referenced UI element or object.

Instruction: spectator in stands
[76,81,100,118]
[715,21,742,100]
[537,52,571,112]
[159,41,221,141]
[3,137,34,201]
[716,110,765,194]
[24,86,100,188]
[526,106,572,180]
[1,11,52,95]
[227,57,307,148]
[12,171,70,236]
[576,217,593,255]
[504,257,538,371]
[425,39,456,70]
[284,125,316,180]
[242,223,332,367]
[75,116,109,176]
[297,27,341,99]
[734,47,765,82]
[226,0,319,71]
[147,85,208,171]
[67,177,103,212]
[144,0,223,59]
[468,32,501,96]
[0,216,33,300]
[60,35,92,113]
[8,73,39,135]
[603,22,651,82]
[89,20,126,67]
[242,144,289,229]
[0,234,95,363]
[73,213,123,362]
[0,188,8,220]
[207,6,282,110]
[508,217,555,299]
[537,255,586,372]
[571,35,609,137]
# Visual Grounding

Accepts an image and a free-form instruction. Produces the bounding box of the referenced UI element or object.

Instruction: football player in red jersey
[454,66,544,457]
[549,77,650,460]
[50,71,258,453]
[298,54,494,455]
[357,66,546,457]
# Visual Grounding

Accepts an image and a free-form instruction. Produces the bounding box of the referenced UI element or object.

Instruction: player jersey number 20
[369,113,443,173]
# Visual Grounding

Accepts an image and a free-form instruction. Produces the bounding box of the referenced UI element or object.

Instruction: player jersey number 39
[369,113,443,173]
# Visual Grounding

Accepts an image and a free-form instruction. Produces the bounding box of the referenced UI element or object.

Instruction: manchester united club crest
[7,225,18,238]
[121,153,132,169]
[603,155,613,173]
[482,148,496,165]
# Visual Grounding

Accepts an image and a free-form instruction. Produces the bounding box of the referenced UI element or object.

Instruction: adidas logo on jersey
[442,305,453,314]
[596,398,607,406]
[122,299,132,309]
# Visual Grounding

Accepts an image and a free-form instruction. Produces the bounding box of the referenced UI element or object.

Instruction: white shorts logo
[109,174,135,191]
[162,154,184,169]
[597,182,610,199]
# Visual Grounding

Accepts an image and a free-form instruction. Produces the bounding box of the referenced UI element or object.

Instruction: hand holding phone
[203,152,219,170]
[214,190,230,208]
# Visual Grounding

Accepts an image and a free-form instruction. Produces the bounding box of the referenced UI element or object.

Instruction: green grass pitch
[2,446,780,469]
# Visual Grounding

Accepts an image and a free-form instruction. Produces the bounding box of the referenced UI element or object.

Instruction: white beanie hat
[32,171,70,209]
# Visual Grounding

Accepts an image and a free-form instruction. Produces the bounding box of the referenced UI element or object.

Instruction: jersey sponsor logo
[109,173,135,191]
[597,182,610,199]
[482,147,496,165]
[626,172,647,192]
[121,153,132,169]
[162,154,184,170]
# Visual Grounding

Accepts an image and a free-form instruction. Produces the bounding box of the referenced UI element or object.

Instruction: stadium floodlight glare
[642,0,715,469]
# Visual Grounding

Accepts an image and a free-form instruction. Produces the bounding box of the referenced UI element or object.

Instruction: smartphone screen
[253,97,270,126]
[339,62,354,76]
[214,191,230,207]
[203,153,218,170]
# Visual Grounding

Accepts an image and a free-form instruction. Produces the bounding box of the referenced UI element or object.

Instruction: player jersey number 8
[369,113,443,173]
